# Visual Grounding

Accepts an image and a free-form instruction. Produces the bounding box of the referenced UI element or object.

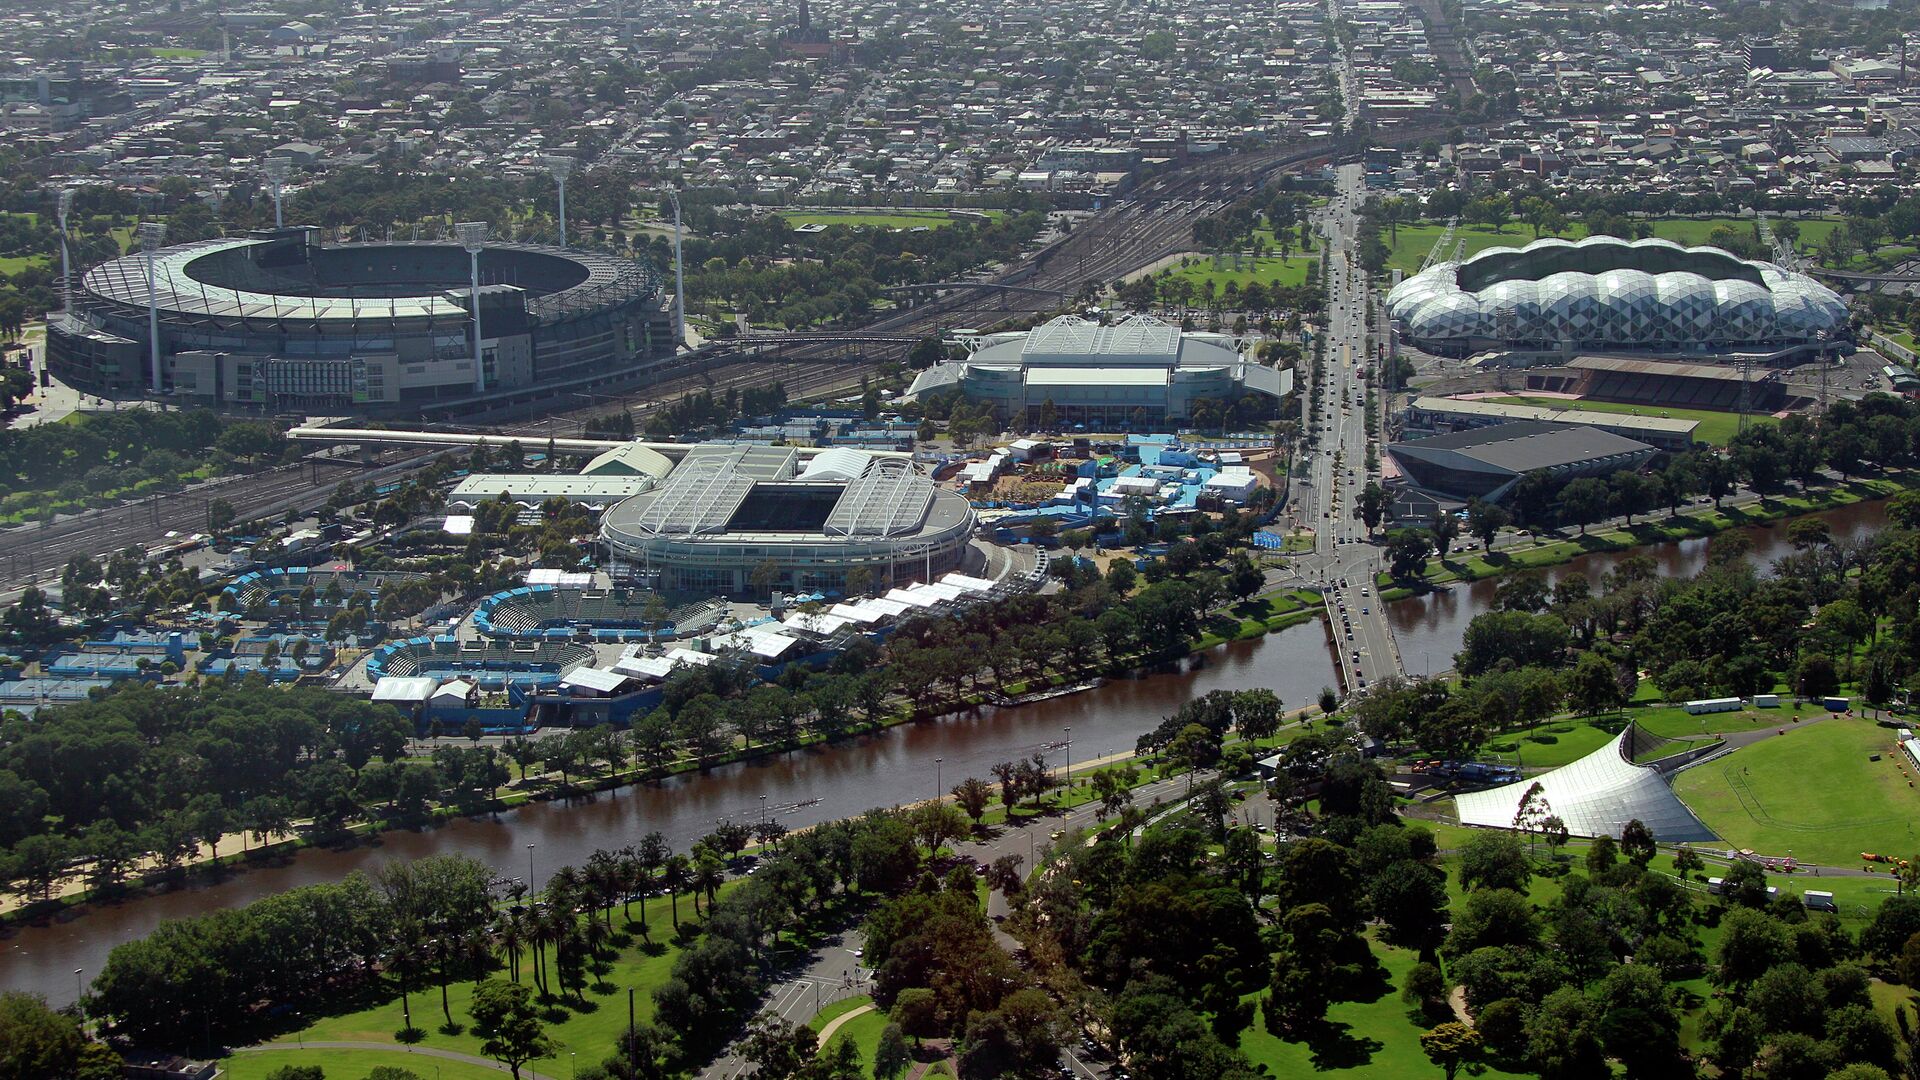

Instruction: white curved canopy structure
[1453,725,1717,842]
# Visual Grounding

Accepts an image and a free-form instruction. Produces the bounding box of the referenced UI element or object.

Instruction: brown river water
[0,498,1889,1005]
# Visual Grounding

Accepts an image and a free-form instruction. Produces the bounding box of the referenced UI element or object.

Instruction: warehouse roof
[1399,421,1655,472]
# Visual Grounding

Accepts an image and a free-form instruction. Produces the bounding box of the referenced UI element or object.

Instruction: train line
[0,132,1441,589]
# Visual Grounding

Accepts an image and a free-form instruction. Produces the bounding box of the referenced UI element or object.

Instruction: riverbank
[1375,475,1915,601]
[0,587,1328,928]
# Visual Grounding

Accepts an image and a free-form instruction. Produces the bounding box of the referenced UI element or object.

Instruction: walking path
[234,1041,560,1080]
[816,1003,875,1048]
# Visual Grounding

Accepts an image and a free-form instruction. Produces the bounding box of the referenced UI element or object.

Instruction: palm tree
[637,832,668,924]
[496,910,526,983]
[662,854,692,928]
[692,848,726,915]
[388,919,423,1033]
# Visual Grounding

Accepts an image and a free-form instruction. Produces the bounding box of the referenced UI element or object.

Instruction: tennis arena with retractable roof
[601,445,976,596]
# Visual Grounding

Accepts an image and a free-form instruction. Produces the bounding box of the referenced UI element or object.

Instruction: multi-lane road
[1283,164,1406,694]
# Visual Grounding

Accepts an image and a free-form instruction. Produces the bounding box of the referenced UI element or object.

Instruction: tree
[469,979,555,1080]
[1558,477,1611,535]
[1467,499,1510,552]
[891,988,941,1045]
[951,777,992,826]
[1387,528,1433,582]
[1319,686,1338,716]
[1354,482,1390,536]
[1619,819,1656,868]
[875,1022,911,1080]
[1430,510,1460,559]
[1420,1022,1480,1080]
[0,991,117,1080]
[1457,831,1532,893]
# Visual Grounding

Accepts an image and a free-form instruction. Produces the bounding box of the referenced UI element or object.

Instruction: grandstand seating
[472,585,727,642]
[366,636,594,689]
[1574,363,1784,412]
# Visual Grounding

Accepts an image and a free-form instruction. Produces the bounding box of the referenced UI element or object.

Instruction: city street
[1281,163,1406,694]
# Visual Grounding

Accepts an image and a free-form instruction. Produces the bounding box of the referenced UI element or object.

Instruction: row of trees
[0,408,285,520]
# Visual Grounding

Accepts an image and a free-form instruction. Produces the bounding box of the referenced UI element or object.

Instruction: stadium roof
[1411,396,1698,437]
[1568,356,1756,382]
[1453,725,1717,841]
[80,236,654,324]
[1397,421,1655,471]
[606,448,960,541]
[1026,366,1171,387]
[1022,314,1180,365]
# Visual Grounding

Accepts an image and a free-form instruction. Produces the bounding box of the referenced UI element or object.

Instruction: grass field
[812,997,891,1077]
[779,210,1000,230]
[1674,715,1920,866]
[1484,396,1762,446]
[1158,255,1313,292]
[268,903,693,1078]
[0,254,47,275]
[222,1048,511,1080]
[1235,934,1530,1080]
[1383,217,1844,275]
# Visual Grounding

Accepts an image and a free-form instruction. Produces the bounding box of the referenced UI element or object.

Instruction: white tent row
[611,645,716,682]
[526,568,594,588]
[559,666,632,695]
[706,625,804,660]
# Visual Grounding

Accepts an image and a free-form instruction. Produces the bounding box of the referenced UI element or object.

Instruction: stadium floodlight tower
[137,222,167,393]
[56,188,74,316]
[263,156,291,228]
[456,221,489,393]
[546,155,575,249]
[666,189,686,349]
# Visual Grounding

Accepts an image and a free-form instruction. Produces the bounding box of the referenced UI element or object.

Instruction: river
[3,613,1344,1005]
[1,498,1890,1006]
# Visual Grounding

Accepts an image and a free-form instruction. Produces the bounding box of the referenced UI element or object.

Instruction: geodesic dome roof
[1386,236,1846,348]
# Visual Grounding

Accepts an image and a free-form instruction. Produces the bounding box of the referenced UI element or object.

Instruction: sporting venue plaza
[47,226,675,414]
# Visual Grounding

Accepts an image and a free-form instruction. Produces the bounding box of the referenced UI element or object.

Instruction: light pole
[263,156,290,229]
[546,156,575,249]
[56,188,74,317]
[137,222,166,394]
[526,842,535,890]
[935,756,943,800]
[73,968,82,1004]
[665,190,686,349]
[456,221,489,393]
[1063,727,1071,787]
[760,793,768,824]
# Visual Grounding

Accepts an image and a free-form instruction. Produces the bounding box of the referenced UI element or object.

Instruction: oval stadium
[47,227,676,414]
[1386,236,1847,358]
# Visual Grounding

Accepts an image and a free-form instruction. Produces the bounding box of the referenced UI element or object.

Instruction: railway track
[0,132,1450,590]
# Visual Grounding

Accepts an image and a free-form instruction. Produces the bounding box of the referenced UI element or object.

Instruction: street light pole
[526,842,535,890]
[1063,726,1071,787]
[935,756,943,800]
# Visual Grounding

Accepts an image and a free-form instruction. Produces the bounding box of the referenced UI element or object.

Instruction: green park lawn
[1673,714,1920,866]
[1159,255,1313,293]
[222,1048,512,1080]
[0,253,47,275]
[812,997,892,1078]
[1235,934,1530,1080]
[267,902,690,1077]
[779,210,999,230]
[1484,395,1762,446]
[1481,720,1620,770]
